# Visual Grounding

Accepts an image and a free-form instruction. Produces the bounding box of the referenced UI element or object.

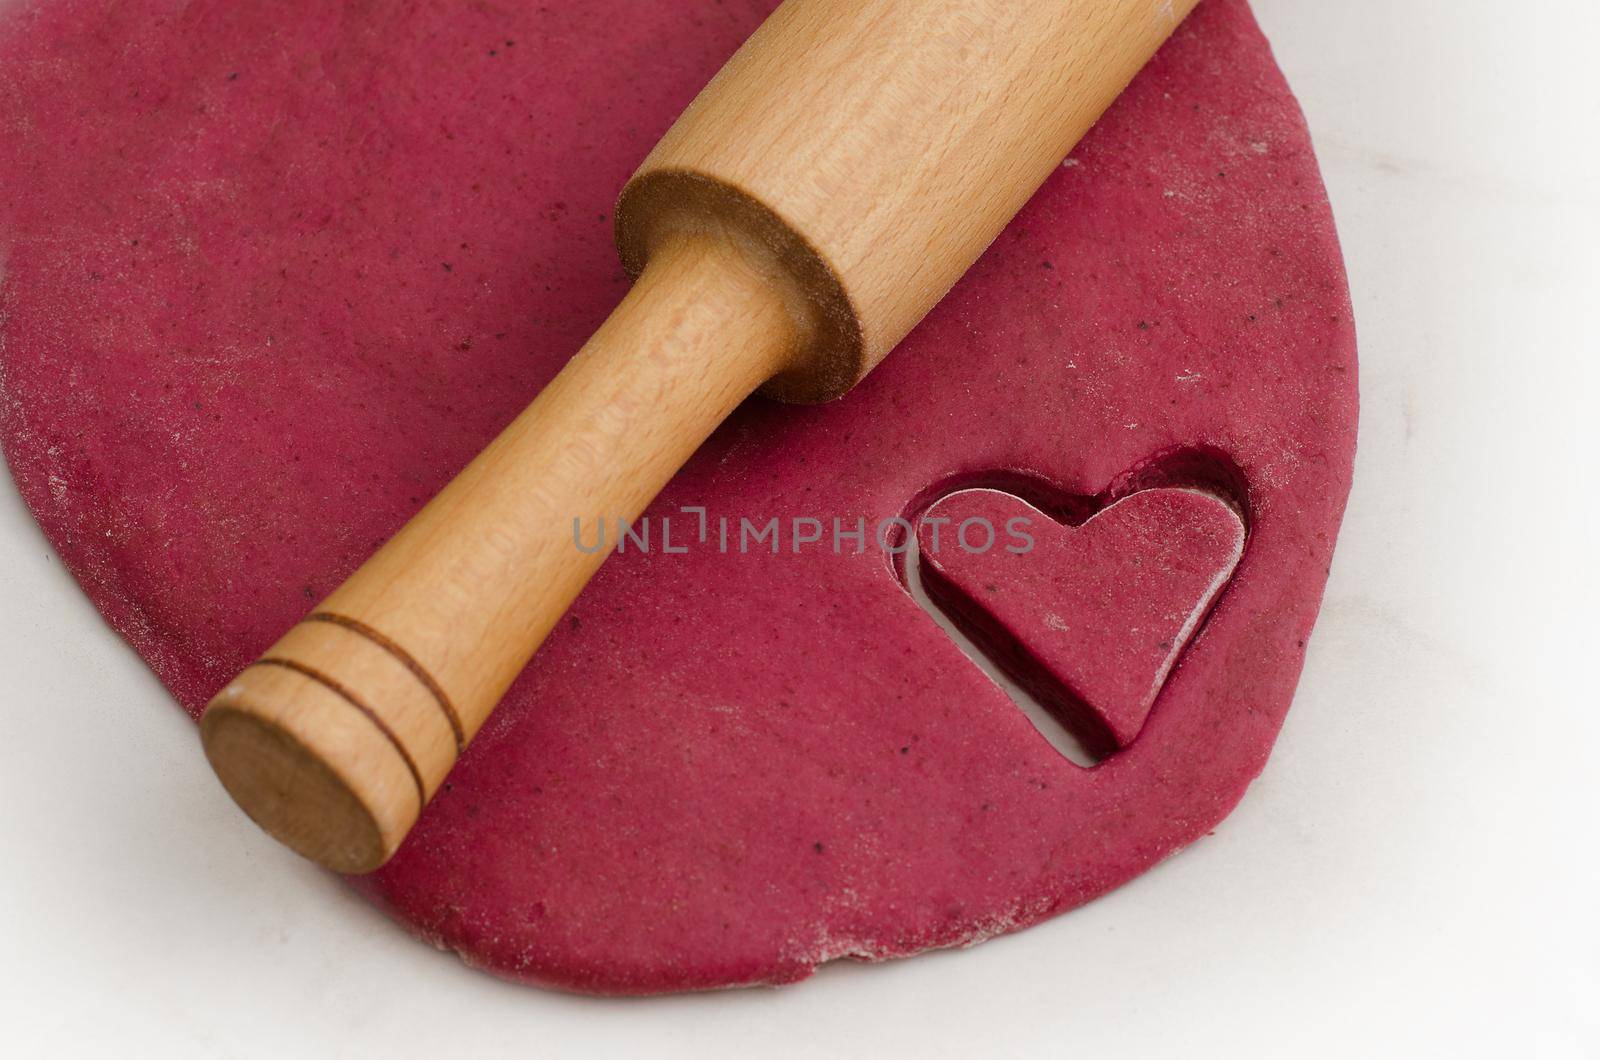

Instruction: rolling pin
[201,0,1200,873]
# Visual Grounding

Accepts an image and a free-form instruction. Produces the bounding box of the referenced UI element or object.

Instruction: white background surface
[3,1,1596,1056]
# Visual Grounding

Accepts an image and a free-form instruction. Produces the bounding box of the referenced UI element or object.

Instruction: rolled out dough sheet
[0,0,1356,993]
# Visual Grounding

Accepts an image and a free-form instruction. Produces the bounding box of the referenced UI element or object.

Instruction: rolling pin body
[202,0,1199,872]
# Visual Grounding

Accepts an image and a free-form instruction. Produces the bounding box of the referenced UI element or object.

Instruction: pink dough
[0,0,1357,993]
[918,488,1246,756]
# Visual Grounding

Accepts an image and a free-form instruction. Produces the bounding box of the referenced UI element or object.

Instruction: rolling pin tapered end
[200,663,421,874]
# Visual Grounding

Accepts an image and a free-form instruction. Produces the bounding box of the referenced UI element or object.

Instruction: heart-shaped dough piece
[919,488,1245,756]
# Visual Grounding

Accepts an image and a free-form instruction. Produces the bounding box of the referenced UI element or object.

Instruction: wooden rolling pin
[201,0,1199,872]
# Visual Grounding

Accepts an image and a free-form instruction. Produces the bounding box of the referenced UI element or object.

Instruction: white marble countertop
[2,1,1595,1056]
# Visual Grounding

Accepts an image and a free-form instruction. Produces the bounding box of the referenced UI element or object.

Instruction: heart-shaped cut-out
[918,488,1245,758]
